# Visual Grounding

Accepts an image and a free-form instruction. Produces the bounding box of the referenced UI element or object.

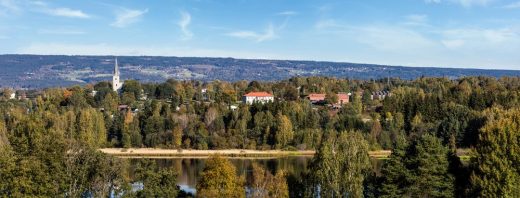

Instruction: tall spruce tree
[470,108,520,197]
[379,136,409,198]
[406,134,454,197]
[379,134,454,197]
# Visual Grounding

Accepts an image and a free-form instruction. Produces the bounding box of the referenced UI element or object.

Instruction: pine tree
[379,136,409,198]
[406,134,454,198]
[470,108,520,197]
[379,134,454,198]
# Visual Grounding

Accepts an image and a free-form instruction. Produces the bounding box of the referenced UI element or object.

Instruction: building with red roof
[308,93,326,103]
[242,92,274,104]
[307,92,350,105]
[337,93,349,104]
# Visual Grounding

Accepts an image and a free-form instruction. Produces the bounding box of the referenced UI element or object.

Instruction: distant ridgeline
[0,54,519,89]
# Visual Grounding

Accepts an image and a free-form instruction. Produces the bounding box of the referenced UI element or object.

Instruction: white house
[371,90,391,100]
[242,92,274,104]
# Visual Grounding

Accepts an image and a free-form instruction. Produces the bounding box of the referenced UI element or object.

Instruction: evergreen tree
[406,134,454,198]
[379,136,409,198]
[470,108,520,197]
[132,160,179,198]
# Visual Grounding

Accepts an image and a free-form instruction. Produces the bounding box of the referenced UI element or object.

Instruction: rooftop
[243,92,273,97]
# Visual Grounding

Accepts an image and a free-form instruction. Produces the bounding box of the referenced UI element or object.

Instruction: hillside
[0,54,518,88]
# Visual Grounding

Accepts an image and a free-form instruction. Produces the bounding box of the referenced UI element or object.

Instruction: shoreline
[99,148,392,159]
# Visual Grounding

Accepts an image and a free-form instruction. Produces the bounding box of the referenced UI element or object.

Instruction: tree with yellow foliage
[196,155,245,198]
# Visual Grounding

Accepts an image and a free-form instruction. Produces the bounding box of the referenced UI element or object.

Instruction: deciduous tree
[196,155,245,198]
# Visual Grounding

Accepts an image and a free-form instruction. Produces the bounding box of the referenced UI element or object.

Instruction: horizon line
[1,53,519,71]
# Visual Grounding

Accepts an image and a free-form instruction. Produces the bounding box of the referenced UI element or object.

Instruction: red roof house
[242,92,274,104]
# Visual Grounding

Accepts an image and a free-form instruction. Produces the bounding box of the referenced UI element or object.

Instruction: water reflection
[126,156,383,195]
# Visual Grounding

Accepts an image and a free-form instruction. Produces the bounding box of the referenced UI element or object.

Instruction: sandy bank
[99,148,392,158]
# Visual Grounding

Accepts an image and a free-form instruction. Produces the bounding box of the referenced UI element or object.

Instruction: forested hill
[0,54,519,88]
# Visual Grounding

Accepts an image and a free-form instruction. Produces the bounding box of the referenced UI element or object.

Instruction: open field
[99,148,394,159]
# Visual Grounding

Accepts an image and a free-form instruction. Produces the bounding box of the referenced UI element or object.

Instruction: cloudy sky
[0,0,519,70]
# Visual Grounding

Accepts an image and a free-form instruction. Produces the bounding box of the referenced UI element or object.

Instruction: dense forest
[1,76,520,197]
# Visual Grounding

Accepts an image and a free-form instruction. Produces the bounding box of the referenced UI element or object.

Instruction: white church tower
[112,58,123,92]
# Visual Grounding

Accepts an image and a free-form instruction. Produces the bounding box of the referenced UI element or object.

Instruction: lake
[126,156,384,195]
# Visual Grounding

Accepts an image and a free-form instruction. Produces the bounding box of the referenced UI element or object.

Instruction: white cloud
[457,0,494,7]
[111,8,148,28]
[23,1,91,19]
[404,14,429,26]
[30,1,46,6]
[441,39,465,48]
[227,12,292,42]
[227,24,276,42]
[442,28,519,44]
[17,42,290,60]
[178,11,193,40]
[503,1,520,9]
[37,28,86,35]
[43,7,90,18]
[0,0,19,12]
[277,11,297,16]
[0,0,20,16]
[425,0,494,7]
[425,0,441,3]
[354,26,437,51]
[315,19,436,51]
[314,19,344,29]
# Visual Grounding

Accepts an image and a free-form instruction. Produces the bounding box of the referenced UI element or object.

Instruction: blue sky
[0,0,519,70]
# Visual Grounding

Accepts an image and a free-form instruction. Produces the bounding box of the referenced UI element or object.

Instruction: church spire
[114,57,119,76]
[112,57,123,92]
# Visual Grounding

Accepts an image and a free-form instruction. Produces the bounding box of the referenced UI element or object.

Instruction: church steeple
[114,58,119,76]
[112,57,123,92]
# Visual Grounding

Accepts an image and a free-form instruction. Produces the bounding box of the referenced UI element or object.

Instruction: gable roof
[243,92,273,97]
[337,93,349,100]
[308,93,326,101]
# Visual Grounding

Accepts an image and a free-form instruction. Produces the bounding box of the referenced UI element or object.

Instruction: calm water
[127,156,384,195]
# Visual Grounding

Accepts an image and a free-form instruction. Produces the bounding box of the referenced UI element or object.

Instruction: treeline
[4,76,519,151]
[1,76,520,197]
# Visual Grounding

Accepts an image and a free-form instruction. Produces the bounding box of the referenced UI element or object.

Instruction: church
[112,58,123,92]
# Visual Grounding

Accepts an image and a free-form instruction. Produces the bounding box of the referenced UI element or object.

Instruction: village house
[308,93,326,104]
[242,92,274,104]
[9,92,15,100]
[371,91,391,100]
[337,93,350,104]
[90,90,98,97]
[307,92,350,105]
[201,88,209,101]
